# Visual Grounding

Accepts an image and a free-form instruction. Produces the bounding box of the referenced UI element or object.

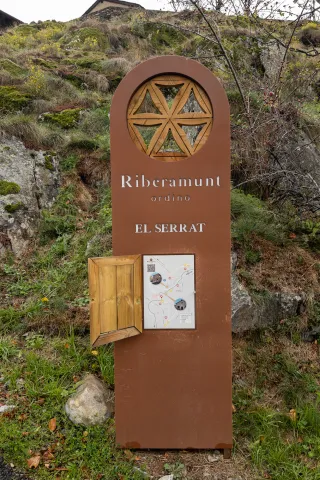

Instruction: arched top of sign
[127,74,213,162]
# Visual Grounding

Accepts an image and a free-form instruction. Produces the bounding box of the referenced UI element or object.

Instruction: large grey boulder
[65,374,114,426]
[260,40,285,84]
[231,253,304,332]
[0,136,59,257]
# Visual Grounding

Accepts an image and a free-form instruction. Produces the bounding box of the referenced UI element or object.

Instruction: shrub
[60,154,79,172]
[79,107,110,137]
[231,189,286,245]
[100,57,131,90]
[100,57,131,77]
[40,185,78,242]
[0,86,30,112]
[66,133,99,151]
[42,108,82,129]
[298,23,320,47]
[25,64,47,95]
[40,211,77,240]
[0,181,21,196]
[82,71,109,93]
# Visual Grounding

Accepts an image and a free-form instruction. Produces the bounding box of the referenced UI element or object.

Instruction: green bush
[40,185,78,242]
[231,189,286,245]
[79,107,110,137]
[298,23,320,47]
[66,134,99,151]
[60,154,79,171]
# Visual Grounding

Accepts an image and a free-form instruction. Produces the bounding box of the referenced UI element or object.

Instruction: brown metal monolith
[110,56,232,450]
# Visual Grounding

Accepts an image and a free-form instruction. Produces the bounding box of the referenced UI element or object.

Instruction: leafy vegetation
[42,108,82,129]
[0,7,319,480]
[231,189,286,246]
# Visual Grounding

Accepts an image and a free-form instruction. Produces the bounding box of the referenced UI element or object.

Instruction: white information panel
[143,255,195,329]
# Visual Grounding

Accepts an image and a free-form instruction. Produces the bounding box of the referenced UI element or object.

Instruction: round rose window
[127,75,213,162]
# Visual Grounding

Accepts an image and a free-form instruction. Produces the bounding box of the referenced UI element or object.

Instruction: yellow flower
[91,350,98,356]
[41,297,49,302]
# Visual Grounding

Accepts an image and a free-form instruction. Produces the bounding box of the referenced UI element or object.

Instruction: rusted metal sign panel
[111,56,232,450]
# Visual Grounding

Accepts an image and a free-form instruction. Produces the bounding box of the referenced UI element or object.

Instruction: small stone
[159,476,174,480]
[16,378,25,387]
[0,405,16,413]
[133,466,149,477]
[208,454,220,462]
[65,374,114,426]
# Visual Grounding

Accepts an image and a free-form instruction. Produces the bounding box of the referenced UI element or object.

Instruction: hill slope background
[0,7,320,480]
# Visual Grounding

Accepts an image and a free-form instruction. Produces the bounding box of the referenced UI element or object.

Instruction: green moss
[66,27,109,49]
[43,108,82,129]
[0,180,21,196]
[132,22,186,51]
[4,202,24,214]
[0,86,30,113]
[44,155,54,171]
[0,59,27,77]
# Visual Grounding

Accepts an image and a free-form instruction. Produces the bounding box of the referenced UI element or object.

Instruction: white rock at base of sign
[159,476,174,480]
[0,405,16,414]
[65,374,114,426]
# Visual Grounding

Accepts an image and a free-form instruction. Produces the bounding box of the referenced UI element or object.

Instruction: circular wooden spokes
[127,75,213,162]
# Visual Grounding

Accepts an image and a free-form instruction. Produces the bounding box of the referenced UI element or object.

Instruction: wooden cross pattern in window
[127,75,213,162]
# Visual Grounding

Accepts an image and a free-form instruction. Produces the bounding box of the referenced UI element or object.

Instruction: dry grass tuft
[77,153,110,187]
[237,237,320,294]
[82,71,110,92]
[0,115,66,150]
[100,57,132,76]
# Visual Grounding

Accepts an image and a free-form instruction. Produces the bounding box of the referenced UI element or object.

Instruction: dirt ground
[135,449,258,479]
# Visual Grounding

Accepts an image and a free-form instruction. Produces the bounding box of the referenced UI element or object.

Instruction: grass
[1,329,320,479]
[231,189,287,246]
[0,334,145,479]
[233,333,320,480]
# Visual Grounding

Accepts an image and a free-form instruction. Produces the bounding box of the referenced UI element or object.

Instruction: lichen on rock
[0,136,60,257]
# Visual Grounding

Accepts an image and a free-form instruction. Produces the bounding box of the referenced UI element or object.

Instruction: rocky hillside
[0,7,320,480]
